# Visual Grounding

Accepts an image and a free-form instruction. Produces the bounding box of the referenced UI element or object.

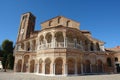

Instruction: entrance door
[116,64,120,73]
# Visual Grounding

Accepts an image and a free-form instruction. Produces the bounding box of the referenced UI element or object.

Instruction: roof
[81,30,91,34]
[106,46,120,52]
[41,15,80,24]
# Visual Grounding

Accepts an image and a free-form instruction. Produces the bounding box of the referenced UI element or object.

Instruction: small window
[27,48,30,51]
[22,15,27,20]
[49,21,52,26]
[96,43,100,51]
[107,58,112,67]
[58,17,61,23]
[115,57,118,62]
[66,21,70,27]
[90,42,94,51]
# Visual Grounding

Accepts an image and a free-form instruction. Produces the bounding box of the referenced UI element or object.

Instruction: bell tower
[17,12,36,42]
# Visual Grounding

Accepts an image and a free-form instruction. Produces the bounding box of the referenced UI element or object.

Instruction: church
[14,12,120,76]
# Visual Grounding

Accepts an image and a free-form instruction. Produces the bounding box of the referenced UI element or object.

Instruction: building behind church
[14,12,120,75]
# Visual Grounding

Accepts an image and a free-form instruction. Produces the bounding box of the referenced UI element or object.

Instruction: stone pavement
[0,71,120,80]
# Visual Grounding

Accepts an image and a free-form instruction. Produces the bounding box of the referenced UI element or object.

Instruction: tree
[1,39,14,71]
[0,46,3,57]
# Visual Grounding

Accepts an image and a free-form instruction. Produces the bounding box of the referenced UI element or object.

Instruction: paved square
[0,72,120,80]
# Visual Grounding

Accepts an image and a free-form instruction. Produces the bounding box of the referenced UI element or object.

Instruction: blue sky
[0,0,120,48]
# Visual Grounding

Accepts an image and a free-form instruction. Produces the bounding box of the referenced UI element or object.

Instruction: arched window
[49,21,52,26]
[58,17,61,23]
[107,58,112,67]
[66,20,70,27]
[115,57,118,62]
[96,43,100,51]
[90,42,94,51]
[26,42,30,51]
[21,43,24,50]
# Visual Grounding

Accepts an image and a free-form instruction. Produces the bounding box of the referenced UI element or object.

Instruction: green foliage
[2,54,7,69]
[2,39,13,53]
[0,46,3,57]
[1,39,14,71]
[7,54,14,69]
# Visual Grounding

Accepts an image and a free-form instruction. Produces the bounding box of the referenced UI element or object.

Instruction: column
[85,65,86,73]
[27,56,31,73]
[27,63,30,73]
[24,42,27,51]
[53,63,55,75]
[36,64,39,73]
[74,38,77,48]
[96,63,98,73]
[64,37,67,48]
[51,62,55,75]
[75,62,77,75]
[43,34,46,49]
[35,39,38,51]
[42,62,45,75]
[14,63,17,72]
[88,43,91,51]
[81,63,83,74]
[102,64,104,73]
[30,41,33,51]
[90,64,92,73]
[64,63,68,76]
[63,32,67,48]
[93,43,96,52]
[51,32,55,48]
[80,41,83,50]
[21,59,24,72]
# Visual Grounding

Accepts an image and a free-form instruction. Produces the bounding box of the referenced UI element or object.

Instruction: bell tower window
[49,21,52,26]
[66,20,70,27]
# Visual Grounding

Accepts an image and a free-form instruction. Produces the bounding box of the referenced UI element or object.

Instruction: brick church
[14,12,120,75]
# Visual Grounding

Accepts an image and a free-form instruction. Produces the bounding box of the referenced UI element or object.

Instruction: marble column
[30,41,33,51]
[64,63,68,76]
[36,64,39,73]
[21,59,24,72]
[90,64,92,73]
[75,62,77,75]
[81,63,83,74]
[42,62,45,74]
[63,32,67,48]
[102,64,104,73]
[51,32,55,48]
[53,63,55,75]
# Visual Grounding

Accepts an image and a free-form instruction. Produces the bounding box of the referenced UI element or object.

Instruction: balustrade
[37,42,83,50]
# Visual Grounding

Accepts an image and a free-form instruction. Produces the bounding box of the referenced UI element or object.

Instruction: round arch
[85,60,91,73]
[67,57,75,74]
[66,31,74,43]
[16,59,22,72]
[55,31,64,42]
[45,58,51,74]
[39,35,44,44]
[97,60,103,73]
[26,42,30,51]
[30,60,35,73]
[23,55,29,72]
[55,57,63,75]
[45,32,52,43]
[77,59,81,74]
[21,43,24,50]
[32,40,36,51]
[107,57,112,67]
[39,59,43,73]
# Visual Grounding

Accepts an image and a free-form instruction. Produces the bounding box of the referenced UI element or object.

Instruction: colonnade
[15,56,104,75]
